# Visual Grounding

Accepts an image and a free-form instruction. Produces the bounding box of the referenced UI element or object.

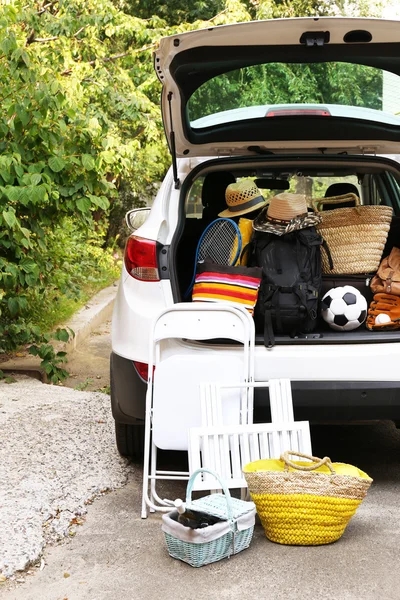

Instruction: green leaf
[31,173,42,186]
[2,209,16,228]
[18,189,30,206]
[16,107,30,126]
[14,165,24,178]
[82,154,95,170]
[4,187,20,202]
[76,197,91,213]
[7,297,19,317]
[90,195,109,210]
[20,227,30,238]
[20,50,30,67]
[44,362,54,375]
[0,170,12,184]
[20,258,37,273]
[1,37,12,56]
[55,328,70,342]
[50,80,59,95]
[30,185,47,204]
[100,151,114,164]
[48,157,66,173]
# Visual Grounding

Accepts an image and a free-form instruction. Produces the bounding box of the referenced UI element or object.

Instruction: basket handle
[186,468,234,522]
[281,451,336,474]
[311,193,360,213]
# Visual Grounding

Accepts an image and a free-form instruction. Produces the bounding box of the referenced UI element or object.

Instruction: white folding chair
[188,380,312,492]
[188,421,312,491]
[141,303,255,518]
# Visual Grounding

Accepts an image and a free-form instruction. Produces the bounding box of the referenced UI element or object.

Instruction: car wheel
[115,421,145,461]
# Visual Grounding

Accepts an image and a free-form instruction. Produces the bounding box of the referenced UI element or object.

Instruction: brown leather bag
[370,247,400,296]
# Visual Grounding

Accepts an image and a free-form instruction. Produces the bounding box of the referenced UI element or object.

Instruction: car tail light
[124,236,160,281]
[133,361,155,382]
[133,360,149,381]
[266,109,331,117]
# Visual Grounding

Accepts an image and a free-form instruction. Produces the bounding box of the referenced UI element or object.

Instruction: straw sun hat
[253,192,322,236]
[218,180,268,218]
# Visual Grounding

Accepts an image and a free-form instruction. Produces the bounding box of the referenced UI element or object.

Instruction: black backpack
[247,227,330,347]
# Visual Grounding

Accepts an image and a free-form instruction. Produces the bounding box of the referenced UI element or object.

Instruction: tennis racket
[184,218,242,298]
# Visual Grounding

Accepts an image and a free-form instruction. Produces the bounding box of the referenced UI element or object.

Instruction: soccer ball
[321,286,368,331]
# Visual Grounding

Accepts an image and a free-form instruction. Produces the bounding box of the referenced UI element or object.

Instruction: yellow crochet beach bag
[243,451,372,546]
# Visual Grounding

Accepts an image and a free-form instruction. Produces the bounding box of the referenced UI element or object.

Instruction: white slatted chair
[188,380,312,492]
[141,303,255,518]
[188,422,312,491]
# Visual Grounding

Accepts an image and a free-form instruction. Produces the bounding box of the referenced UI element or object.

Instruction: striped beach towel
[192,260,262,315]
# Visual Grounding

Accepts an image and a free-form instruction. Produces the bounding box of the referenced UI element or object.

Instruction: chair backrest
[199,379,294,430]
[150,304,255,451]
[188,421,312,491]
[152,303,254,350]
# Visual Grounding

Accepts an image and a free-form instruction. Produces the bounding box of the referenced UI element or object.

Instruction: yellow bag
[232,218,253,266]
[243,451,372,546]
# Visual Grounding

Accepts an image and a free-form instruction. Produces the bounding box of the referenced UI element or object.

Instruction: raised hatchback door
[154,17,400,158]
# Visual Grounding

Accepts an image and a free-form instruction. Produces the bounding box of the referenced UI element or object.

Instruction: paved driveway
[1,413,399,600]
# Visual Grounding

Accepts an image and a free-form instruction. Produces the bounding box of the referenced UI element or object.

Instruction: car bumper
[254,380,400,422]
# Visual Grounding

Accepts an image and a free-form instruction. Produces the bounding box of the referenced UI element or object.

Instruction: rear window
[187,62,400,128]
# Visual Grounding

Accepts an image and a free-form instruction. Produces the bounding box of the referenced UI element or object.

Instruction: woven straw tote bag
[311,193,392,275]
[243,451,372,546]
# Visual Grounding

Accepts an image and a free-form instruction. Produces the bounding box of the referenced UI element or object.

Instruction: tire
[115,421,145,461]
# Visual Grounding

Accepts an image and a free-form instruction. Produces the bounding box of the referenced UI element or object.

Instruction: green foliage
[0,0,170,353]
[253,0,384,19]
[0,0,388,366]
[29,341,69,384]
[74,377,94,391]
[120,0,227,24]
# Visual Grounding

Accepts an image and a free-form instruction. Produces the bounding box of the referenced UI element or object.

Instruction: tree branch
[27,35,59,44]
[37,2,56,15]
[60,44,157,76]
[73,26,87,38]
[205,7,228,22]
[26,29,36,45]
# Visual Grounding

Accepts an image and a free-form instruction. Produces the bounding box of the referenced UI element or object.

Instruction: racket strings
[198,220,238,265]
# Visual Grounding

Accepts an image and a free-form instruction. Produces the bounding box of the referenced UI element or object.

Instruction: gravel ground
[0,376,131,579]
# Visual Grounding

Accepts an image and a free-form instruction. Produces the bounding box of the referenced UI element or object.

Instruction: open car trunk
[172,154,400,345]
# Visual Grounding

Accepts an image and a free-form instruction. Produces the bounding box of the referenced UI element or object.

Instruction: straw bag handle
[311,193,359,213]
[186,468,234,522]
[281,451,335,474]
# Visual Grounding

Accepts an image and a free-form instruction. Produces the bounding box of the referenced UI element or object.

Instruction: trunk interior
[172,155,400,345]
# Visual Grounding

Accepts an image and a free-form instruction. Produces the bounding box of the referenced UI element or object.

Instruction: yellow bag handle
[281,451,336,474]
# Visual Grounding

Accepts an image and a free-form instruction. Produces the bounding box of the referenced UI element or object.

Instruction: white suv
[111,17,400,458]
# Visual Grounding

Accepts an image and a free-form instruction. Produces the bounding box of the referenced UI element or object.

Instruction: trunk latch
[300,31,330,47]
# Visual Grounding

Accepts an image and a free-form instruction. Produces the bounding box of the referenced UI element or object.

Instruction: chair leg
[141,388,153,519]
[149,442,158,513]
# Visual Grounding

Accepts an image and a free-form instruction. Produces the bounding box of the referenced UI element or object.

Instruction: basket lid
[185,494,255,521]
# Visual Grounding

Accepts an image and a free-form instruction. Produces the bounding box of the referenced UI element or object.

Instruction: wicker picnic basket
[243,451,372,546]
[311,194,392,275]
[162,468,256,567]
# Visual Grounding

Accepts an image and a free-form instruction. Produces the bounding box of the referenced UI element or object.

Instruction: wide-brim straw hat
[253,192,322,236]
[219,179,268,218]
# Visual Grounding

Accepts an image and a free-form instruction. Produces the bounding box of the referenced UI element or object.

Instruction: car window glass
[369,176,384,206]
[188,62,400,129]
[186,177,204,218]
